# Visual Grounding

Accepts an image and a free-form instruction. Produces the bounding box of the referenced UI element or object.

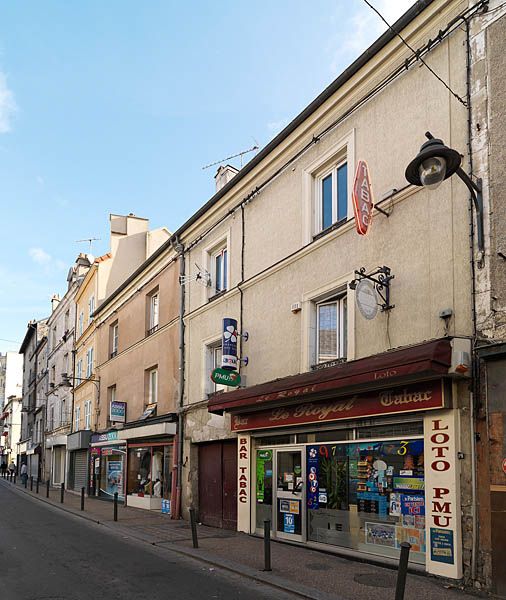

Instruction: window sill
[146,325,159,337]
[313,218,348,242]
[311,357,347,371]
[208,290,227,303]
[110,351,117,359]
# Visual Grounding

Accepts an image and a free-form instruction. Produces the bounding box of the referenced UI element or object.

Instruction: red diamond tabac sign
[352,160,374,235]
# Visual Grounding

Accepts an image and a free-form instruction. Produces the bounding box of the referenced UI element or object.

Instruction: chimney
[51,294,61,313]
[215,164,239,192]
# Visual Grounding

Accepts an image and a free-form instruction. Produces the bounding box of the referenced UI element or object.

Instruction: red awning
[208,338,452,415]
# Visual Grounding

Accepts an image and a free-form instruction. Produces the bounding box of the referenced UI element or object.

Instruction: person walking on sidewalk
[8,460,15,476]
[20,462,27,485]
[1,462,6,477]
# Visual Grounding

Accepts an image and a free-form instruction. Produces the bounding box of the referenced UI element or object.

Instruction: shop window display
[127,445,172,499]
[307,438,425,563]
[97,446,126,500]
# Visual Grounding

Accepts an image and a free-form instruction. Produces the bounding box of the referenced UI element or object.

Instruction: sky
[0,0,414,353]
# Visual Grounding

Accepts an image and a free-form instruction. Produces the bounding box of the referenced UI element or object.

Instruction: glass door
[275,448,304,541]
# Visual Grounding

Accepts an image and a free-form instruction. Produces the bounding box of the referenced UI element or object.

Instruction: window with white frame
[63,353,69,376]
[84,399,91,430]
[75,405,81,431]
[316,161,348,234]
[316,293,347,364]
[76,359,83,383]
[110,322,119,357]
[147,368,158,404]
[88,296,95,324]
[78,311,84,336]
[211,245,228,295]
[148,291,159,334]
[86,347,94,378]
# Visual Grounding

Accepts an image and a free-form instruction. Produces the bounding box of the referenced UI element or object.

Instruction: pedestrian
[1,461,6,477]
[20,462,27,485]
[8,460,15,476]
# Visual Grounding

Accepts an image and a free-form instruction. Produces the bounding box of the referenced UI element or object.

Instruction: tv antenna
[202,142,259,170]
[179,263,211,287]
[76,237,101,254]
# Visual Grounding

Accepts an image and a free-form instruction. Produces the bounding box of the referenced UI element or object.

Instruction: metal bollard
[81,487,85,511]
[395,542,411,600]
[36,478,39,494]
[263,519,272,571]
[46,479,50,498]
[113,492,118,521]
[13,474,16,485]
[60,482,65,504]
[30,476,33,491]
[189,508,199,548]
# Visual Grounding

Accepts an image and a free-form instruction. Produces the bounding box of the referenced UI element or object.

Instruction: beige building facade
[168,0,485,584]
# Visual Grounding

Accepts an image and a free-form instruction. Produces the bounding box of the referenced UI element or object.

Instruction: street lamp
[405,132,484,256]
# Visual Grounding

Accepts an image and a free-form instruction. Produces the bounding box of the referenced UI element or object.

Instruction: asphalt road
[0,483,296,600]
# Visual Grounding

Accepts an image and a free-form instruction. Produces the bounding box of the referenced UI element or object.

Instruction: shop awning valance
[208,338,452,415]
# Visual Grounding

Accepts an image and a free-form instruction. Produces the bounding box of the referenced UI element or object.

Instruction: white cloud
[0,72,16,133]
[329,1,415,75]
[29,247,51,265]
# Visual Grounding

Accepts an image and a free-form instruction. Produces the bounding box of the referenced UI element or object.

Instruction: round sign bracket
[349,266,395,313]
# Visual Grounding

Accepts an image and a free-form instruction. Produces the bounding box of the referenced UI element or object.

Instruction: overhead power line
[361,0,468,107]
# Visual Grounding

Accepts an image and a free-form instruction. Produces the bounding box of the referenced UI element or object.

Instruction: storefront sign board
[211,368,241,387]
[91,431,118,443]
[222,318,238,370]
[352,159,374,235]
[237,435,251,533]
[424,410,462,579]
[110,401,127,423]
[232,381,445,431]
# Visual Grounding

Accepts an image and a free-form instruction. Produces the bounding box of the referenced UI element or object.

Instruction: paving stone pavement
[1,476,487,600]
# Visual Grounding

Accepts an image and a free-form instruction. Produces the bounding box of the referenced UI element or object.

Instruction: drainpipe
[172,237,185,519]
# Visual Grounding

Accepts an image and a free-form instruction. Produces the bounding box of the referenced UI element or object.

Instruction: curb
[1,480,342,600]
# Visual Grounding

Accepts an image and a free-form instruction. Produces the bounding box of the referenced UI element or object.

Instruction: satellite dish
[355,279,379,320]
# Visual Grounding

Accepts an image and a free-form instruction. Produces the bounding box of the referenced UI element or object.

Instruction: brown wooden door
[198,440,237,530]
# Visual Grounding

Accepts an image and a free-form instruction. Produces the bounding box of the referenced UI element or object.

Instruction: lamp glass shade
[419,156,447,189]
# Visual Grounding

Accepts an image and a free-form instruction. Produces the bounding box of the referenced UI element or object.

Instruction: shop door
[275,448,304,541]
[199,440,237,530]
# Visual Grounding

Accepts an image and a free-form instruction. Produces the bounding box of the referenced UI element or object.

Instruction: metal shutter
[73,450,88,490]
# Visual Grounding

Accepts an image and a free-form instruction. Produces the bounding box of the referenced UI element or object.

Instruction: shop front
[67,430,92,492]
[89,431,126,501]
[209,338,468,580]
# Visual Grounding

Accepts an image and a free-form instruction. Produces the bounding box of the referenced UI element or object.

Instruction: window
[76,359,83,383]
[84,399,91,430]
[110,322,119,357]
[86,347,94,378]
[52,327,57,350]
[75,405,81,431]
[64,309,70,333]
[317,162,348,233]
[147,368,158,404]
[210,344,226,394]
[110,384,117,404]
[63,353,69,376]
[51,365,56,384]
[61,399,66,426]
[212,247,228,294]
[316,293,347,363]
[147,292,159,335]
[49,406,54,431]
[78,311,84,336]
[88,296,95,324]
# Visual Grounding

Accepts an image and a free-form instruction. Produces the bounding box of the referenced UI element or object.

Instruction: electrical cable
[362,0,469,107]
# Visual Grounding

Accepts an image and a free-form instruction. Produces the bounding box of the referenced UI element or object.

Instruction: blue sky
[0,0,412,352]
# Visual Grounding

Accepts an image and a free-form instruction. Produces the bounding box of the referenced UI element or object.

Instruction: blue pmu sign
[222,317,238,370]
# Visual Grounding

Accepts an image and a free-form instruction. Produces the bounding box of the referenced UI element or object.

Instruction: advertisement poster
[389,493,401,517]
[256,450,272,503]
[289,500,300,515]
[161,499,171,514]
[306,446,319,509]
[279,499,290,513]
[283,513,295,534]
[393,476,424,491]
[106,459,123,496]
[396,526,426,553]
[401,494,425,516]
[430,528,454,564]
[365,522,396,547]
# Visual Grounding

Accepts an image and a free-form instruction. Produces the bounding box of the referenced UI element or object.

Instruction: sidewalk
[0,476,484,600]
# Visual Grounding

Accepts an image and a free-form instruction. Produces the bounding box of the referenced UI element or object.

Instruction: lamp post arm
[455,167,484,257]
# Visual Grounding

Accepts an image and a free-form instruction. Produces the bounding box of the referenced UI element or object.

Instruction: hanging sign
[355,279,379,320]
[110,401,127,423]
[222,317,238,370]
[352,160,374,235]
[211,367,241,387]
